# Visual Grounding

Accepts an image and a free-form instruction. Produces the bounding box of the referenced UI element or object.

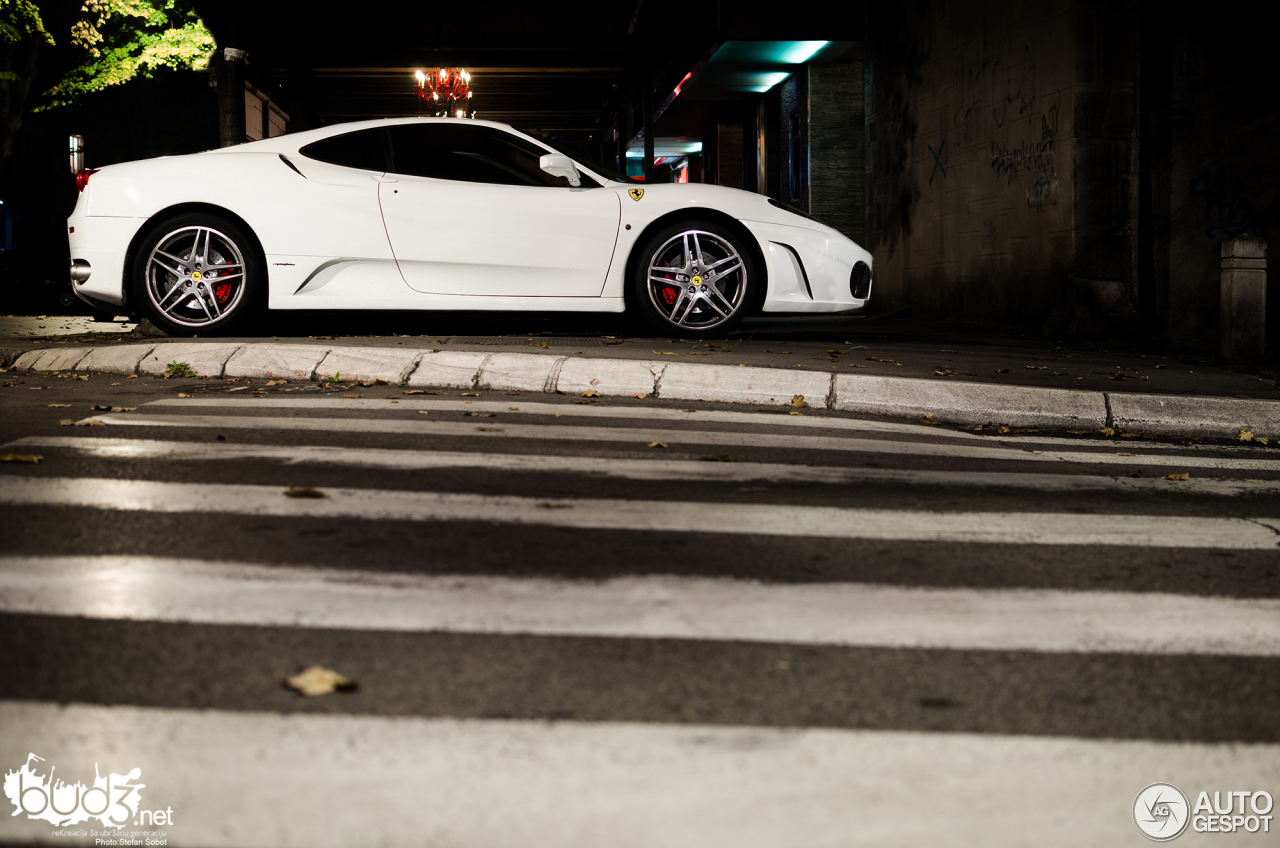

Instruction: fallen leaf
[1256,437,1270,445]
[701,455,741,462]
[177,393,192,398]
[790,395,809,408]
[342,393,363,399]
[1155,364,1166,369]
[0,453,41,463]
[285,486,327,498]
[417,410,430,415]
[796,363,808,367]
[648,441,668,448]
[1140,375,1149,381]
[359,379,389,387]
[1239,428,1255,442]
[995,368,1009,374]
[460,392,481,397]
[1067,430,1085,435]
[476,426,504,432]
[1116,452,1135,457]
[536,502,572,509]
[464,411,495,417]
[47,403,71,408]
[997,424,1011,433]
[285,666,357,697]
[59,419,75,426]
[919,414,940,426]
[633,393,646,399]
[110,383,121,386]
[1099,427,1116,437]
[581,390,602,398]
[653,351,679,356]
[849,363,868,368]
[789,410,804,416]
[508,407,520,411]
[1023,365,1047,370]
[74,420,106,427]
[265,379,287,386]
[1165,472,1190,481]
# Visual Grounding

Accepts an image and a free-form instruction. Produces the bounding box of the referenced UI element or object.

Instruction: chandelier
[414,68,474,118]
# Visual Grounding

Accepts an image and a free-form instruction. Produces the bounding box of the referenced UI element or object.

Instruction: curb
[5,342,1279,440]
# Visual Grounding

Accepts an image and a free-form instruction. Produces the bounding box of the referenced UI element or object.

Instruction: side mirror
[539,153,582,187]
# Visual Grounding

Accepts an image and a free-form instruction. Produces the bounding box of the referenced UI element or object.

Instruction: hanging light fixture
[413,68,475,118]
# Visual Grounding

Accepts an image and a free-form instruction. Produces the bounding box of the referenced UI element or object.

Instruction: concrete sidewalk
[4,337,1279,441]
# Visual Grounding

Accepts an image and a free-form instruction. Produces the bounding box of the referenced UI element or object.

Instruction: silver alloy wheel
[645,229,747,331]
[144,226,247,328]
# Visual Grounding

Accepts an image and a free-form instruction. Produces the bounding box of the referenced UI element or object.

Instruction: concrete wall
[866,0,1141,336]
[810,55,866,244]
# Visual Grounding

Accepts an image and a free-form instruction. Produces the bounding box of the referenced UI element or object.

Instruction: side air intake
[850,261,872,300]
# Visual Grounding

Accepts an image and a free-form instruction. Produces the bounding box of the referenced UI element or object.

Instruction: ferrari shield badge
[628,188,644,201]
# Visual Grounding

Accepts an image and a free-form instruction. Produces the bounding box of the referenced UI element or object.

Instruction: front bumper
[742,219,873,313]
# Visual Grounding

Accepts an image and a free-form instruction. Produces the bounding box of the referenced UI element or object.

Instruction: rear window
[299,128,388,171]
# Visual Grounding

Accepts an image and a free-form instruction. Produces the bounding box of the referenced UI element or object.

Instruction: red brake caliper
[660,286,678,305]
[214,282,232,304]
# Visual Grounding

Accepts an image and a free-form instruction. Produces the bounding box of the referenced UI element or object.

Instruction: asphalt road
[2,370,1279,846]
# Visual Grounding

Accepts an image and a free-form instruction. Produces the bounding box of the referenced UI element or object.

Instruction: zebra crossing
[2,390,1279,846]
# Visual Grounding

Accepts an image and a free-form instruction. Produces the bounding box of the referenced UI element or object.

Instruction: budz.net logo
[4,753,160,829]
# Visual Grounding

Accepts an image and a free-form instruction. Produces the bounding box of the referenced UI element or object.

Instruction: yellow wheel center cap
[190,271,202,281]
[692,275,702,285]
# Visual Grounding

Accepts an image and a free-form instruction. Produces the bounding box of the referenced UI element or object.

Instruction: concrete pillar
[217,47,247,148]
[808,56,865,243]
[1220,235,1267,359]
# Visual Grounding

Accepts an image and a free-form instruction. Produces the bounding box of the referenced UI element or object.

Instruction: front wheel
[131,212,265,336]
[630,220,762,338]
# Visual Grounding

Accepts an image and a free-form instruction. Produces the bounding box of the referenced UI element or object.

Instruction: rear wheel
[131,212,264,336]
[630,220,761,338]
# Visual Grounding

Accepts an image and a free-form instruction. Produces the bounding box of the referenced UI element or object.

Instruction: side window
[298,129,388,171]
[386,124,579,188]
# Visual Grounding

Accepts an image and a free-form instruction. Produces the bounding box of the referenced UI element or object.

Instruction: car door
[378,123,620,297]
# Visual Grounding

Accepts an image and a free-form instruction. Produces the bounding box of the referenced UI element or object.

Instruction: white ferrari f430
[68,117,872,338]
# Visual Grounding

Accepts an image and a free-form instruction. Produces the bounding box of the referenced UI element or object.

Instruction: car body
[68,117,872,336]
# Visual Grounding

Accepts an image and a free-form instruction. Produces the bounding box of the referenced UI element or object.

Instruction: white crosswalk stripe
[3,393,1279,847]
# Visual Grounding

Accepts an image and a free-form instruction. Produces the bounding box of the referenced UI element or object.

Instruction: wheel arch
[121,202,267,306]
[622,207,769,314]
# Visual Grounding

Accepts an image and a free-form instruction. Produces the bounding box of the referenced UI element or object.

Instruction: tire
[131,212,265,336]
[630,219,762,338]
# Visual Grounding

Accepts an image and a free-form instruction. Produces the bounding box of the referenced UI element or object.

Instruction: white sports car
[68,117,873,338]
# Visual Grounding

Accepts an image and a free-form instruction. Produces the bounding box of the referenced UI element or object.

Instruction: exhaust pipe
[69,259,91,283]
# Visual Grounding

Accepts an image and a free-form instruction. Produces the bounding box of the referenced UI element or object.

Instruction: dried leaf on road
[648,441,668,448]
[342,393,363,399]
[790,395,809,408]
[1239,428,1255,442]
[177,392,192,398]
[1166,472,1190,481]
[1116,452,1135,456]
[632,393,646,399]
[284,486,328,499]
[464,411,495,417]
[59,419,75,426]
[581,390,602,397]
[652,350,679,356]
[536,502,572,509]
[285,666,357,697]
[996,424,1010,433]
[1099,427,1116,437]
[918,414,940,426]
[47,403,71,408]
[265,379,287,386]
[417,410,430,415]
[359,379,388,387]
[789,410,804,416]
[93,405,136,412]
[994,368,1009,374]
[460,392,481,397]
[0,453,41,463]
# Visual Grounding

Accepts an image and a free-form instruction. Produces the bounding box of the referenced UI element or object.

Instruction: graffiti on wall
[988,104,1058,208]
[1188,167,1274,241]
[928,138,947,186]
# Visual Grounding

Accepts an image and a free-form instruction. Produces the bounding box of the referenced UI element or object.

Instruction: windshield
[533,136,642,184]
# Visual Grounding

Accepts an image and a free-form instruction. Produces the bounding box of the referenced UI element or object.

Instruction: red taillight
[75,168,100,193]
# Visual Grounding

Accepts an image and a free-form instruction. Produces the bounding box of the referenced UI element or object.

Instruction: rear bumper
[67,214,147,307]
